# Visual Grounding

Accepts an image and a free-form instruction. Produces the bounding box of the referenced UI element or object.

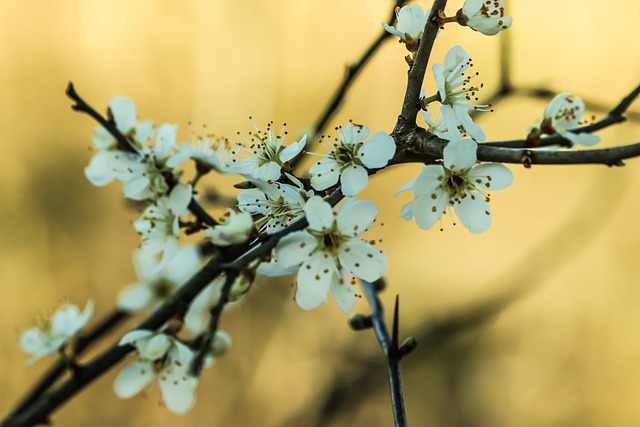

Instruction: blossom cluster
[18,0,605,418]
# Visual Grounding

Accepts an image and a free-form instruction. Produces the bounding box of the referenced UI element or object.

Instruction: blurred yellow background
[2,0,640,426]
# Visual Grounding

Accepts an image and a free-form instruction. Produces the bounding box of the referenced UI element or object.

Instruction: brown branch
[484,84,640,149]
[360,282,408,427]
[398,0,448,126]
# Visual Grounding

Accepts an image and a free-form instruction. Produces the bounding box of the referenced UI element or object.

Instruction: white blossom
[93,96,155,151]
[227,119,306,182]
[168,125,234,173]
[382,4,429,51]
[423,107,464,141]
[540,93,600,146]
[460,0,512,36]
[431,45,490,141]
[118,246,201,313]
[85,97,183,201]
[19,300,94,365]
[134,184,192,267]
[396,139,513,234]
[113,330,198,415]
[204,209,254,246]
[273,196,387,313]
[309,123,396,197]
[237,174,312,234]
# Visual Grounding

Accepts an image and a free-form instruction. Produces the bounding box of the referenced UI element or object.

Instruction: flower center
[443,171,471,200]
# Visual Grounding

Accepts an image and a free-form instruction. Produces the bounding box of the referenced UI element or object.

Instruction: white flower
[431,45,490,141]
[460,0,512,36]
[395,139,513,234]
[273,196,387,313]
[118,246,201,312]
[423,107,464,141]
[168,125,234,173]
[114,330,198,415]
[183,276,225,336]
[19,300,94,365]
[204,209,254,246]
[382,4,429,51]
[237,174,312,234]
[134,184,192,267]
[541,93,600,146]
[85,115,183,201]
[227,119,306,182]
[93,96,155,151]
[85,96,182,202]
[309,123,396,197]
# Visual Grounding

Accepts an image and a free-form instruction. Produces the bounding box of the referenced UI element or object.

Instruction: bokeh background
[2,0,640,426]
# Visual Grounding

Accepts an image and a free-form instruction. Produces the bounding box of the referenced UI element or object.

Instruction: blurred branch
[360,282,408,427]
[190,272,236,376]
[288,166,629,426]
[292,0,410,171]
[2,189,345,427]
[6,310,129,420]
[310,0,410,136]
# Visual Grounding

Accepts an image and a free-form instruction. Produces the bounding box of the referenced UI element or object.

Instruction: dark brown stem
[360,281,408,427]
[398,0,448,125]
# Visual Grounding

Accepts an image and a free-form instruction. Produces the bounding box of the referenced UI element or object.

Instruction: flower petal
[330,271,357,314]
[110,96,137,134]
[467,163,514,191]
[304,196,335,231]
[455,194,492,234]
[274,231,318,268]
[413,191,448,230]
[357,131,396,169]
[336,198,377,236]
[340,164,368,197]
[158,368,197,415]
[338,239,387,282]
[309,158,340,191]
[279,134,307,162]
[113,361,154,399]
[443,139,477,171]
[254,161,282,181]
[295,251,336,310]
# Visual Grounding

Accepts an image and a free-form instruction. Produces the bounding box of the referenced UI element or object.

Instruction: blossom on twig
[273,196,386,313]
[382,4,430,52]
[396,139,513,234]
[204,209,254,246]
[429,45,490,141]
[19,300,94,365]
[309,123,395,197]
[458,0,512,36]
[113,330,198,414]
[537,93,600,146]
[237,174,313,234]
[227,119,306,182]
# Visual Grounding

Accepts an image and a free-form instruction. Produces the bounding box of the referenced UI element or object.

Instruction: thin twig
[190,272,237,376]
[310,0,410,136]
[291,0,410,172]
[360,281,408,427]
[2,189,344,427]
[484,84,640,149]
[398,0,448,126]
